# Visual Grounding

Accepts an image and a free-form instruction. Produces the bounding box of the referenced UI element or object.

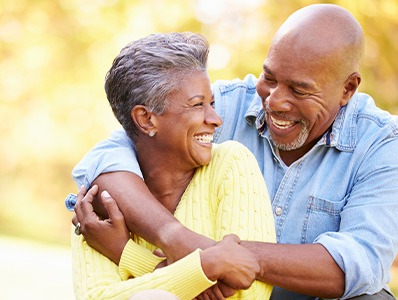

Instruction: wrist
[157,223,216,262]
[200,248,218,281]
[113,238,129,265]
[200,245,226,281]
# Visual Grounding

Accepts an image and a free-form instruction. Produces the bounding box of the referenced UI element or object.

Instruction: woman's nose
[205,105,222,127]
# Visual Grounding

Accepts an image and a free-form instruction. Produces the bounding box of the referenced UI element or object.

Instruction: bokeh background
[1,0,397,298]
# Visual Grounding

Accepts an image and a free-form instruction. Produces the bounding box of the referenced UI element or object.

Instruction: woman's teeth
[194,134,213,143]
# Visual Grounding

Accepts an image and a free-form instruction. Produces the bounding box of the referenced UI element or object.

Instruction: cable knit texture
[72,141,276,299]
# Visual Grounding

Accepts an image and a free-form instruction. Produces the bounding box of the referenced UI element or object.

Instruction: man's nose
[266,86,292,112]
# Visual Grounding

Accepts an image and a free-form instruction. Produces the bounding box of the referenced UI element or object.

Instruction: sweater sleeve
[118,239,165,280]
[211,141,276,299]
[71,227,215,300]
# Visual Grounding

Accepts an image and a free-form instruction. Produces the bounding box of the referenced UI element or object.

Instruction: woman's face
[154,70,222,170]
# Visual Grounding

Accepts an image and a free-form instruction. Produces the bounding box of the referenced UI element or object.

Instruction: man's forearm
[93,171,215,261]
[241,241,345,298]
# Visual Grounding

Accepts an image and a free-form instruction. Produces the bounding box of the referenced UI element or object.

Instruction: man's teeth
[271,116,295,129]
[194,134,213,143]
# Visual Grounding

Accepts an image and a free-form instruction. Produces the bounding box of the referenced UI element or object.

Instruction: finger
[79,185,98,212]
[76,185,87,204]
[153,249,166,257]
[211,285,226,299]
[204,288,216,300]
[203,285,217,300]
[221,233,240,244]
[73,185,86,219]
[74,185,89,216]
[218,282,236,298]
[79,185,98,207]
[80,185,98,210]
[200,292,210,300]
[72,213,78,226]
[74,185,99,226]
[100,190,123,221]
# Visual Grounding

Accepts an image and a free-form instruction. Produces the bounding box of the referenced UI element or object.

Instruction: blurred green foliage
[1,0,397,247]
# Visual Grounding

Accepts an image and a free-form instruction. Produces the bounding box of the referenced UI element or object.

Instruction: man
[68,4,398,299]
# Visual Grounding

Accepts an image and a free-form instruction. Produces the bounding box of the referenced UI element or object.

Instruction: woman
[70,32,275,299]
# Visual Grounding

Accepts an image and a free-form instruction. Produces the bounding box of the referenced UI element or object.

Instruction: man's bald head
[271,4,365,79]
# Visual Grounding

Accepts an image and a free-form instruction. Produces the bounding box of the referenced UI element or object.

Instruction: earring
[148,131,156,137]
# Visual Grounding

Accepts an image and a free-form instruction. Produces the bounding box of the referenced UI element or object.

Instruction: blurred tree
[0,0,397,246]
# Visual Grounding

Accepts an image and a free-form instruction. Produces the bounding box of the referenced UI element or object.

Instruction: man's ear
[341,72,361,106]
[131,105,157,135]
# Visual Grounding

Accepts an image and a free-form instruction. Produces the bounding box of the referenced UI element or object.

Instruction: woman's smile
[193,133,214,145]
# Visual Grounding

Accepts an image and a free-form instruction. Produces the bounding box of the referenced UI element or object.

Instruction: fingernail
[102,190,111,198]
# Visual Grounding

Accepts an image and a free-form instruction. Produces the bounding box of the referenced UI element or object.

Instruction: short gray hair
[105,32,209,138]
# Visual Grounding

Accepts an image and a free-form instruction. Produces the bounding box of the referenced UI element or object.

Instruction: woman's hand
[73,185,130,264]
[200,234,260,290]
[194,282,236,300]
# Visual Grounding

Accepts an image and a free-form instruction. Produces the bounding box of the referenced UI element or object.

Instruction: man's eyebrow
[286,80,314,90]
[262,65,273,75]
[263,64,316,90]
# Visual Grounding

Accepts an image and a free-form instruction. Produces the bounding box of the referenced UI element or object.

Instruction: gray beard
[269,122,309,151]
[264,103,309,151]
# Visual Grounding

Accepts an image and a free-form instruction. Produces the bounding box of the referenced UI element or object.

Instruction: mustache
[264,104,307,126]
[264,106,297,122]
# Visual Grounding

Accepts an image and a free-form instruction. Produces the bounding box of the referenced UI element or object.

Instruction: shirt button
[275,206,283,216]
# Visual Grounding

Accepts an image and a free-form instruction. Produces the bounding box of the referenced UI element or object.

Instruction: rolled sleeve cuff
[119,240,166,280]
[153,249,216,299]
[72,130,143,189]
[119,243,216,299]
[315,233,379,298]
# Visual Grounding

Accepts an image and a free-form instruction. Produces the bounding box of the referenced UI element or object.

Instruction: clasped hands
[72,186,260,299]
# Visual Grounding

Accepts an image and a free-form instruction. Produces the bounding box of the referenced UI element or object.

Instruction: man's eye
[261,73,276,84]
[193,102,204,107]
[292,89,308,97]
[210,101,215,108]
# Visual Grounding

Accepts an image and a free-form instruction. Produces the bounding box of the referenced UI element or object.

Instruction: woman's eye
[210,101,215,108]
[193,102,204,107]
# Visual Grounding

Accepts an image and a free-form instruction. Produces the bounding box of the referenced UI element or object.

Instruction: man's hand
[200,234,260,290]
[72,185,129,264]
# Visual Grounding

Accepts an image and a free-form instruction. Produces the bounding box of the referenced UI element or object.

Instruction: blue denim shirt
[69,75,398,299]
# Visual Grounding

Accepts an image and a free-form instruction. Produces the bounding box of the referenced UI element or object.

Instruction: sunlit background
[1,0,397,298]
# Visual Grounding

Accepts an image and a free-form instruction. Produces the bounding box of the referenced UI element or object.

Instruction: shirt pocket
[303,195,347,244]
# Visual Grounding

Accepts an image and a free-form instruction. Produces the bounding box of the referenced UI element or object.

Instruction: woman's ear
[131,105,157,135]
[340,72,361,106]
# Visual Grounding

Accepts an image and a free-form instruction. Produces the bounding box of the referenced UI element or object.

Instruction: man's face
[256,40,347,157]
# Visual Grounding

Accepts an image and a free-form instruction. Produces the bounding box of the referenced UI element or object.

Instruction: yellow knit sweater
[72,141,276,299]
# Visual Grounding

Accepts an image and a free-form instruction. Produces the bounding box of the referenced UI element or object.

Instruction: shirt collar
[244,93,264,126]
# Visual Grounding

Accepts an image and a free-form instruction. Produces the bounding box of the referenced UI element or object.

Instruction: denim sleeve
[72,129,142,189]
[314,134,398,298]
